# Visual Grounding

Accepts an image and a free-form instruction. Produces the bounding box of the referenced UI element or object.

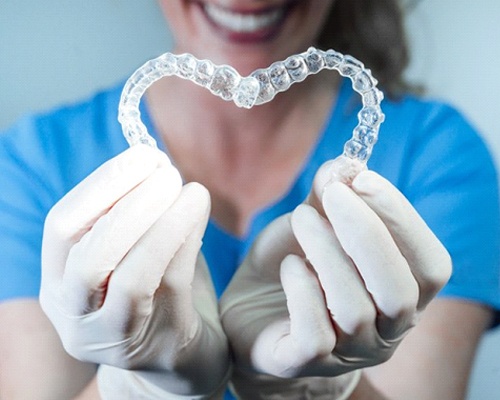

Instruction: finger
[308,156,367,213]
[191,254,223,334]
[154,183,211,333]
[323,182,419,340]
[159,182,210,289]
[102,183,210,330]
[247,213,303,282]
[42,145,170,284]
[219,213,301,327]
[62,165,182,314]
[291,204,377,342]
[352,171,452,309]
[253,254,336,378]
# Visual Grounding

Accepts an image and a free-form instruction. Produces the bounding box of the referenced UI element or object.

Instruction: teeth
[204,4,283,33]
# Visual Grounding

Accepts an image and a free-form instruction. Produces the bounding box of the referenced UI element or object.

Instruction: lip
[196,1,299,44]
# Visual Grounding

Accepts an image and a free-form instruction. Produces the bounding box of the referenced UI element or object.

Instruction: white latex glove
[40,145,229,399]
[220,156,452,399]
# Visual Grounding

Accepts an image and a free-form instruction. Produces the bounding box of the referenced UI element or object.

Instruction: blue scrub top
[0,79,499,318]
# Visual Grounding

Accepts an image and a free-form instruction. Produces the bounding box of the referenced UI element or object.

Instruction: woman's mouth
[200,2,296,42]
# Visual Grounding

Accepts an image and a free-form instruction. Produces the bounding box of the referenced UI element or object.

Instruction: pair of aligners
[118,47,384,163]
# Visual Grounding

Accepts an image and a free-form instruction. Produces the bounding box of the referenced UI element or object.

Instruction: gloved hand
[40,145,229,399]
[220,156,452,399]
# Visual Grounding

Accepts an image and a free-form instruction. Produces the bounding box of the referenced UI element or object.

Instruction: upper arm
[363,298,492,400]
[0,299,96,400]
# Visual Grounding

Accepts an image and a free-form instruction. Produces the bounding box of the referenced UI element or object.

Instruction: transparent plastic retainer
[118,47,384,164]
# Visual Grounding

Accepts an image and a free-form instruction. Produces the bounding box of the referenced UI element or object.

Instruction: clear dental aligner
[118,47,384,163]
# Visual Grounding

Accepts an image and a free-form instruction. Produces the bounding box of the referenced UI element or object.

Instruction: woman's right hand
[39,145,229,399]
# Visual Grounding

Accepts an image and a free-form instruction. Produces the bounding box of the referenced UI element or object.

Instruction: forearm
[0,300,97,400]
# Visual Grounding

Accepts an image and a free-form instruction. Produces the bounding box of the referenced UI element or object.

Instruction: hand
[220,156,452,399]
[40,145,229,399]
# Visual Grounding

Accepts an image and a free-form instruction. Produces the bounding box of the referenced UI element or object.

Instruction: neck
[145,71,339,235]
[147,71,337,151]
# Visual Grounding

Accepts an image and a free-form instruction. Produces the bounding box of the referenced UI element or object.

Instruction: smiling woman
[0,1,499,400]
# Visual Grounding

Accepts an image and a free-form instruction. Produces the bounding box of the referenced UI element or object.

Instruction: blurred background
[1,1,499,398]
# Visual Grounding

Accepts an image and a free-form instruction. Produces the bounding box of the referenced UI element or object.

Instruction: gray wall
[1,1,499,398]
[0,0,172,126]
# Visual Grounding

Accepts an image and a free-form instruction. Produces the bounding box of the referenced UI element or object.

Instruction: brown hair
[317,0,414,98]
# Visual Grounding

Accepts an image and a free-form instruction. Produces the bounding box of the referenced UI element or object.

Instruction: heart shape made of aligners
[118,47,384,163]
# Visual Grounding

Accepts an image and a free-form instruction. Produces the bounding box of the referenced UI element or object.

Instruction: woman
[0,0,498,399]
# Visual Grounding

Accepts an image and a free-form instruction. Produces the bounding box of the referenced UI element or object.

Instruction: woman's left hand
[219,157,452,398]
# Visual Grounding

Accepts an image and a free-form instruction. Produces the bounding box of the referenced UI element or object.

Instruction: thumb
[308,155,367,213]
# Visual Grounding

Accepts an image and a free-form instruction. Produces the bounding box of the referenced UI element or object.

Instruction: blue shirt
[1,80,499,325]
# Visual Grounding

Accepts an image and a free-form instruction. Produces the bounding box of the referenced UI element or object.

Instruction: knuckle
[58,328,86,361]
[44,205,66,238]
[430,248,453,289]
[383,282,419,322]
[342,306,377,336]
[360,342,397,367]
[44,203,83,244]
[300,329,335,360]
[377,347,396,364]
[38,287,50,311]
[420,245,453,296]
[386,301,416,323]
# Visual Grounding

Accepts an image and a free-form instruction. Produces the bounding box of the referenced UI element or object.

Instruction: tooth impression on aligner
[269,62,291,92]
[353,70,376,94]
[194,60,215,87]
[234,77,260,109]
[209,66,241,101]
[118,47,385,164]
[285,55,308,82]
[323,49,344,69]
[251,69,276,104]
[304,47,324,73]
[158,53,178,75]
[362,88,384,106]
[339,55,364,77]
[176,54,197,79]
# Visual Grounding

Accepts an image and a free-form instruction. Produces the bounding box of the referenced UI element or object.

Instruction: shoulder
[0,84,128,198]
[368,93,497,192]
[0,83,126,159]
[384,94,482,152]
[0,84,129,301]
